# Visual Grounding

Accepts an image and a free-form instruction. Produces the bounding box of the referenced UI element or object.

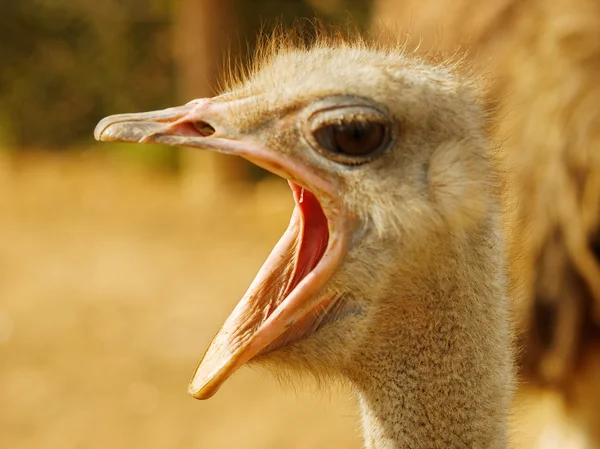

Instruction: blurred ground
[0,152,589,449]
[0,152,360,449]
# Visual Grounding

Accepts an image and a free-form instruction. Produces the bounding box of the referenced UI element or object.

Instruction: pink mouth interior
[286,182,330,300]
[254,181,332,356]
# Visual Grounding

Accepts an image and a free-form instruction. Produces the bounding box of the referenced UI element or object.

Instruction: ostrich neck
[350,226,513,449]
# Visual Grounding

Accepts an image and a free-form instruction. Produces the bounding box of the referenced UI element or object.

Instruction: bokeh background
[2,0,600,448]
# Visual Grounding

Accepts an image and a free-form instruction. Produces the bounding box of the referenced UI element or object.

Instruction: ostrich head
[95,38,497,403]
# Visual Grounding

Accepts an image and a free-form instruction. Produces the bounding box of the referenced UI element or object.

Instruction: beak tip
[188,380,214,400]
[93,117,113,142]
[93,127,104,142]
[93,126,103,142]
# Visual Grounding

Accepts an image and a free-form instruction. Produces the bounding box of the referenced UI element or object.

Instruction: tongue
[188,182,329,399]
[287,184,329,294]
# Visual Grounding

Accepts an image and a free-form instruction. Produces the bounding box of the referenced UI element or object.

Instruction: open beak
[94,98,351,399]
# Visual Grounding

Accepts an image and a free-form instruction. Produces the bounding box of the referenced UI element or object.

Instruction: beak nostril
[193,121,216,137]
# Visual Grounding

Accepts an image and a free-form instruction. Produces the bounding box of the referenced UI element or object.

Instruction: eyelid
[308,106,388,130]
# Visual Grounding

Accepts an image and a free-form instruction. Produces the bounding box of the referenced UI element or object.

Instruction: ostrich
[95,36,514,448]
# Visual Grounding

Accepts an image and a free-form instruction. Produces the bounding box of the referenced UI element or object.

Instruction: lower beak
[94,98,351,399]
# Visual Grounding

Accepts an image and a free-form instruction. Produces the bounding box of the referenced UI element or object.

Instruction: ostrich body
[95,38,514,448]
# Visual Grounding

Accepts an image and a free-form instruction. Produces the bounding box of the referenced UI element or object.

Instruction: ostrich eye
[306,102,393,165]
[315,121,387,157]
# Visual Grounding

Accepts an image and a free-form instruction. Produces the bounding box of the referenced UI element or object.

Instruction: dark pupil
[316,121,386,156]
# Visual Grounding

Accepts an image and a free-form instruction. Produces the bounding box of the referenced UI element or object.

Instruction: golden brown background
[2,0,600,448]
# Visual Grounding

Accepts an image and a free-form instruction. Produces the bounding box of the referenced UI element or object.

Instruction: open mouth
[189,180,342,398]
[94,99,351,399]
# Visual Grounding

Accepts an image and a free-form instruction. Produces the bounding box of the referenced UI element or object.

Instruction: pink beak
[95,98,353,399]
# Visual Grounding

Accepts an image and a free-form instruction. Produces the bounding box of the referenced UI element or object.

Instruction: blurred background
[1,0,600,448]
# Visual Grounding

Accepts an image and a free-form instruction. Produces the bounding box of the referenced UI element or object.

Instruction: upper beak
[95,98,330,195]
[94,102,199,143]
[95,98,259,161]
